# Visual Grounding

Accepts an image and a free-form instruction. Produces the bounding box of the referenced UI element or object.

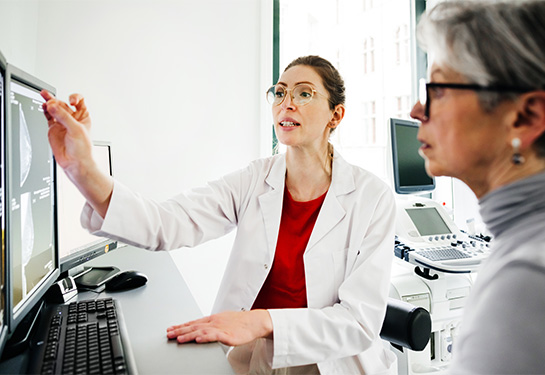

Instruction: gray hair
[417,0,545,156]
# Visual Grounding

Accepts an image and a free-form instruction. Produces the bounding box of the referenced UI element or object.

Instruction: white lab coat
[82,151,397,374]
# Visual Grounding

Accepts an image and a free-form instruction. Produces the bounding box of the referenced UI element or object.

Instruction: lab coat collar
[259,154,286,258]
[330,151,357,196]
[307,151,355,250]
[259,149,356,255]
[262,150,356,194]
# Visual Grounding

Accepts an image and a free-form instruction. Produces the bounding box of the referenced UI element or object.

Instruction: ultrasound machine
[0,50,137,374]
[387,118,491,375]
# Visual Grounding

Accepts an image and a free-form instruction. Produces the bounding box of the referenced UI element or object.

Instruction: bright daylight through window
[278,0,420,182]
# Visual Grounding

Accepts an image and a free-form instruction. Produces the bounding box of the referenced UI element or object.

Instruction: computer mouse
[105,270,148,292]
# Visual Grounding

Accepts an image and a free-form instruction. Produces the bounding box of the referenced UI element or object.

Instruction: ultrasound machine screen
[405,207,452,236]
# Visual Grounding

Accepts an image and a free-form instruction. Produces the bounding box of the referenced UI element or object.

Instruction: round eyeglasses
[266,83,329,106]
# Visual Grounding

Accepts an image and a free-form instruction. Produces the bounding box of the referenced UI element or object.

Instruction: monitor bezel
[0,49,8,355]
[390,117,435,195]
[58,140,118,275]
[4,63,60,334]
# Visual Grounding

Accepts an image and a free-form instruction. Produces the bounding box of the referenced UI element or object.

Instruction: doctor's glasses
[266,83,330,107]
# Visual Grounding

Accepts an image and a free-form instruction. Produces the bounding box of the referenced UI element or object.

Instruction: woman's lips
[418,141,430,158]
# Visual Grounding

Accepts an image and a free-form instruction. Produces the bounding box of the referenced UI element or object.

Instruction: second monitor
[56,141,118,282]
[390,118,435,195]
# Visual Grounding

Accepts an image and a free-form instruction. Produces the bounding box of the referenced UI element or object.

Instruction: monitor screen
[405,207,452,236]
[4,64,59,332]
[0,49,8,355]
[390,118,435,194]
[57,141,117,275]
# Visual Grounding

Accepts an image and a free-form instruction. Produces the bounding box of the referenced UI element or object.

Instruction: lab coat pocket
[344,247,361,278]
[305,253,337,307]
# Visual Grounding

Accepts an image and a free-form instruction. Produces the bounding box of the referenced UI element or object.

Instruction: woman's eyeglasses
[266,83,329,106]
[418,78,535,119]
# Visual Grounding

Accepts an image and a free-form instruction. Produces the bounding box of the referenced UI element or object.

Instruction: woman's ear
[512,92,545,149]
[328,104,345,130]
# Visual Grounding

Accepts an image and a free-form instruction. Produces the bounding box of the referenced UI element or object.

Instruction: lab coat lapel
[306,153,355,252]
[258,155,286,259]
[305,192,345,251]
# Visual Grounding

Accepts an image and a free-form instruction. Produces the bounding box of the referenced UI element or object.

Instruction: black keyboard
[28,297,134,375]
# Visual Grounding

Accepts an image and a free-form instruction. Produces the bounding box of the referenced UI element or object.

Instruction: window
[277,0,421,181]
[395,95,411,118]
[363,100,377,144]
[363,38,375,74]
[395,24,410,65]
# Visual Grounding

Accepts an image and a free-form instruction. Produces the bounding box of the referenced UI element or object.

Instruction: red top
[252,186,327,309]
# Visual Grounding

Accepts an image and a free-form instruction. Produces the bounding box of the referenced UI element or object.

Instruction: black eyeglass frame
[419,79,536,119]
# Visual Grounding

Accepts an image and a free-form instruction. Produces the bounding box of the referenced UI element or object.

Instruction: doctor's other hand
[40,90,94,176]
[166,310,273,347]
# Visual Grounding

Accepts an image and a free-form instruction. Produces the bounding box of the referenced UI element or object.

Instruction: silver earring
[511,138,525,165]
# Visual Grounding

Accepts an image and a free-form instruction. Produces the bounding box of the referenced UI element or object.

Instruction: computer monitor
[57,141,118,277]
[4,64,59,335]
[390,117,435,194]
[0,49,8,356]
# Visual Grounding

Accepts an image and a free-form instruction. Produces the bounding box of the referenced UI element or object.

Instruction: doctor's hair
[284,55,346,111]
[417,0,545,157]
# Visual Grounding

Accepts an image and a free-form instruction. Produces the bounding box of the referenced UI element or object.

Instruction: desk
[86,245,234,374]
[0,245,234,374]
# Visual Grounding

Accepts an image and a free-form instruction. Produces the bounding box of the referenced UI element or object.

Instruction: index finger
[45,100,85,135]
[40,90,55,101]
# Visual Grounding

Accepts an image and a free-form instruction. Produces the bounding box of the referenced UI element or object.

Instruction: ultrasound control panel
[395,198,490,274]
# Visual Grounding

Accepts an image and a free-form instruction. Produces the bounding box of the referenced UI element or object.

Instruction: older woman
[42,55,396,374]
[410,1,545,373]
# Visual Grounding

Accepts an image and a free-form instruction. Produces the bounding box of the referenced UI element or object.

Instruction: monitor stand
[1,300,45,360]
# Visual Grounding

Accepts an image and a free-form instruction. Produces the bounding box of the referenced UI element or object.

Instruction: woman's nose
[410,101,427,122]
[281,93,296,110]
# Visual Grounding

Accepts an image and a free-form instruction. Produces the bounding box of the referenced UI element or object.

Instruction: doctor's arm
[41,91,113,218]
[167,188,396,368]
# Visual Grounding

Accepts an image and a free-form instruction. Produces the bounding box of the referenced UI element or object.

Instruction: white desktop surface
[84,245,234,374]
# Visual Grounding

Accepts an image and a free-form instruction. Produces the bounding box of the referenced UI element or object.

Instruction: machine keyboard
[415,248,471,261]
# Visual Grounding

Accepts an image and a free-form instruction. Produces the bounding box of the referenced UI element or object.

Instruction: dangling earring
[511,137,525,165]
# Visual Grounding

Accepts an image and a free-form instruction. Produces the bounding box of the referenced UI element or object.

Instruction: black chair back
[380,298,431,352]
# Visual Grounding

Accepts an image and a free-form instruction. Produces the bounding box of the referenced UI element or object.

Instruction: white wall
[0,0,273,314]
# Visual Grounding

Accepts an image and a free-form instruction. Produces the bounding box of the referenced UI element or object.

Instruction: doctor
[42,55,396,374]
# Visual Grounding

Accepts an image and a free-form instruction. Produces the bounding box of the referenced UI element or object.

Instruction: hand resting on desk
[166,310,273,346]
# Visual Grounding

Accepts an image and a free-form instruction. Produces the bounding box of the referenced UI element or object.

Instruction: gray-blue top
[449,171,545,374]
